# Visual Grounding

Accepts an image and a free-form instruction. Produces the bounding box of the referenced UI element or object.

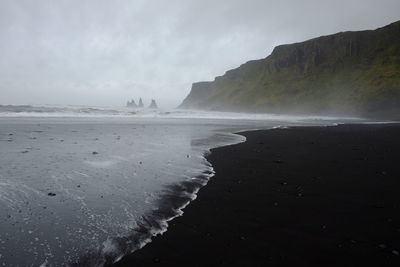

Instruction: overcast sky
[0,0,399,108]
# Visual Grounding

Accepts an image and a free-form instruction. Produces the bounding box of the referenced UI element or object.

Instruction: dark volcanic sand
[113,124,400,266]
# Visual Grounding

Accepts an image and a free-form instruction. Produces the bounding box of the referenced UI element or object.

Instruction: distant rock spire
[149,99,158,109]
[138,98,144,108]
[126,99,137,108]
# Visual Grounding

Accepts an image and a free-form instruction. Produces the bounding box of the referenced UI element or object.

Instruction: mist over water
[0,107,362,266]
[0,0,397,264]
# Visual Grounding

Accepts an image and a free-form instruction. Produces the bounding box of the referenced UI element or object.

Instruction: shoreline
[113,123,400,266]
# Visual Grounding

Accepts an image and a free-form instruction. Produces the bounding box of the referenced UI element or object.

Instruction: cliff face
[179,82,214,109]
[179,21,400,118]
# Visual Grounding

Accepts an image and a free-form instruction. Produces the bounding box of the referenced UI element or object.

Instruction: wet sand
[113,124,400,266]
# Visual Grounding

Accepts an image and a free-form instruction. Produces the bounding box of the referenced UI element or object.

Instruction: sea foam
[0,106,362,266]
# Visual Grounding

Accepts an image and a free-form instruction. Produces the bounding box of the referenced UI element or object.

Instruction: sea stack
[149,99,158,109]
[126,99,138,108]
[138,98,144,108]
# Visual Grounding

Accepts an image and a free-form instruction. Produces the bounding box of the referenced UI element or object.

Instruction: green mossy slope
[179,21,400,119]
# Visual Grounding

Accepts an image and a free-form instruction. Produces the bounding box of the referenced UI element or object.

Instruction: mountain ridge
[179,20,400,119]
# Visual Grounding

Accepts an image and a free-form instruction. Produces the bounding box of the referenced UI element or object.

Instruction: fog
[0,0,399,108]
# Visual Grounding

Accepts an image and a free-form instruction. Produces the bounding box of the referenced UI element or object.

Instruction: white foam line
[73,171,90,177]
[115,121,362,263]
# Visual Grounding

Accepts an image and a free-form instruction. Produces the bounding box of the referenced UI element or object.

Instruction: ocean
[0,105,361,266]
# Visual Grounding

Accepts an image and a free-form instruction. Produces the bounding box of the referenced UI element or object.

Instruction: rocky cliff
[179,20,400,118]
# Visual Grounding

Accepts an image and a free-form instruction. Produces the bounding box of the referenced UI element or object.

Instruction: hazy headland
[180,21,400,119]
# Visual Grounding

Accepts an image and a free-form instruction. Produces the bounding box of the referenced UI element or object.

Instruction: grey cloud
[0,0,399,108]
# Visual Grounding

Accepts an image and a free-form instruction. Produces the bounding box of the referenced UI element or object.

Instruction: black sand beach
[114,124,400,266]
